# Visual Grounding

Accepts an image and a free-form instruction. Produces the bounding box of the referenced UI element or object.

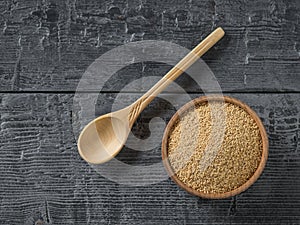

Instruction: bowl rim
[161,95,269,199]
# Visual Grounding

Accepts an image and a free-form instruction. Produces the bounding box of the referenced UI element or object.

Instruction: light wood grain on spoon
[78,27,225,164]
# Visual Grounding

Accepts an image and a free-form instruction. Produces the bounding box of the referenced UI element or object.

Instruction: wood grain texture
[0,93,299,224]
[0,0,299,224]
[0,0,299,92]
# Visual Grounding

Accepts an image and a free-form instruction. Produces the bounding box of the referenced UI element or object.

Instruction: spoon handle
[128,27,225,125]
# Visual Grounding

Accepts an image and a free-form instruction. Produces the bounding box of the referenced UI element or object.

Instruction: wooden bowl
[161,96,268,199]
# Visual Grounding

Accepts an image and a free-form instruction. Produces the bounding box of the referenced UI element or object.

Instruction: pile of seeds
[167,101,263,194]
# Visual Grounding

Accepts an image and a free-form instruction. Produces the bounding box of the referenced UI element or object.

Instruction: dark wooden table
[0,0,299,224]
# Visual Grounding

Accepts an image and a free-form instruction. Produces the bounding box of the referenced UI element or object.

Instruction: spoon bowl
[78,109,130,164]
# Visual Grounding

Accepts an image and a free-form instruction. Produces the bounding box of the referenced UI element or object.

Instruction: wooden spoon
[78,27,225,164]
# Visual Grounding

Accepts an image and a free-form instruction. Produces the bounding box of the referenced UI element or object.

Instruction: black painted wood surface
[0,0,299,92]
[0,0,299,224]
[1,93,300,224]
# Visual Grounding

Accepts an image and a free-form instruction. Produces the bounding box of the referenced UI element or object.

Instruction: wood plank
[0,93,299,224]
[0,0,299,92]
